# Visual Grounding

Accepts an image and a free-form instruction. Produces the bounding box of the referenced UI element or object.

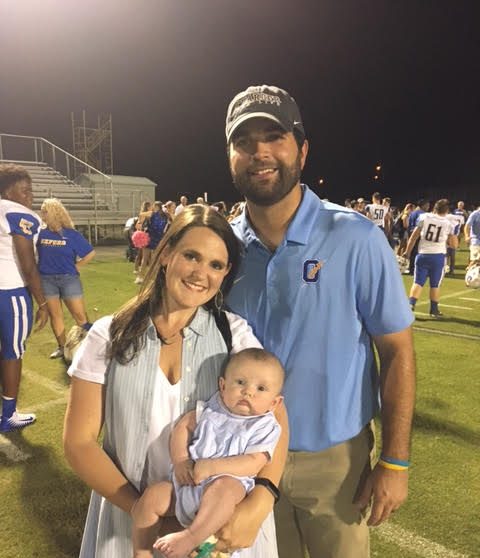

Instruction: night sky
[1,0,479,207]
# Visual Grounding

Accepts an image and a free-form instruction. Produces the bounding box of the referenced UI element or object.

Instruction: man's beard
[231,151,302,207]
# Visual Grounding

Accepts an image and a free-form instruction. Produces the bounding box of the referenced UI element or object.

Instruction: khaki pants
[275,425,375,558]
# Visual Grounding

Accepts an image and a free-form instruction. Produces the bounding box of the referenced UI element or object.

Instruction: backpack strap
[213,310,232,354]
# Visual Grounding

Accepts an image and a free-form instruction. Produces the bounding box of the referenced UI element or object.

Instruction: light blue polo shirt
[228,185,413,452]
[466,209,480,245]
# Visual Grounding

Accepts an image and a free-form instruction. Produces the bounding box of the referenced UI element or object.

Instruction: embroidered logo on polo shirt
[303,259,324,283]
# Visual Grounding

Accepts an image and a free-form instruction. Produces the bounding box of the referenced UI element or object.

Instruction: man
[405,199,457,317]
[407,199,430,274]
[465,204,480,264]
[174,195,188,216]
[445,207,464,274]
[0,164,49,432]
[356,196,366,215]
[224,85,415,558]
[365,192,387,230]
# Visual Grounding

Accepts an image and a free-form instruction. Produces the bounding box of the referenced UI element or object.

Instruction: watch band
[254,477,280,504]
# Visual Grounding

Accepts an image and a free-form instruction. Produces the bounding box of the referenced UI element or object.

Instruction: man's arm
[447,233,459,250]
[12,234,48,329]
[464,223,471,244]
[355,327,416,526]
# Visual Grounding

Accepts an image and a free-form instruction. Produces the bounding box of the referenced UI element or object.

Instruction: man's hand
[173,459,195,486]
[354,464,408,526]
[34,305,49,331]
[193,459,213,485]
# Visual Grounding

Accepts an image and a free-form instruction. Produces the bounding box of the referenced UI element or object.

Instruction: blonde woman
[37,198,95,359]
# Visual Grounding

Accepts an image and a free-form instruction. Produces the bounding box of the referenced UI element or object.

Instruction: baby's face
[219,358,283,416]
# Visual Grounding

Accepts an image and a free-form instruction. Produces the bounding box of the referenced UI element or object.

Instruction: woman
[135,202,169,285]
[63,205,288,557]
[134,201,153,275]
[37,198,95,359]
[396,202,415,254]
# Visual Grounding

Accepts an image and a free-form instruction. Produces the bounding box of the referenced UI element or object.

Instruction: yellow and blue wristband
[378,455,410,471]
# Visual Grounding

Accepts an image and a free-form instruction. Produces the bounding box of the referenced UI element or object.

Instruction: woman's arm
[63,377,139,513]
[215,402,289,551]
[76,249,96,270]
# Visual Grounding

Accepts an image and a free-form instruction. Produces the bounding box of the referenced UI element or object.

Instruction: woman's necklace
[157,330,183,345]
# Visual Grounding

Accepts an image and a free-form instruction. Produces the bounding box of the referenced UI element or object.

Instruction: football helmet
[465,264,480,289]
[396,255,410,274]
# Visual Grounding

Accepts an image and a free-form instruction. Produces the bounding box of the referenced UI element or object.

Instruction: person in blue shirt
[37,198,95,359]
[465,205,480,264]
[224,85,416,558]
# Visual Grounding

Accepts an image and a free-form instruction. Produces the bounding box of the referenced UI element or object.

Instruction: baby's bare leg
[154,477,245,558]
[132,481,174,558]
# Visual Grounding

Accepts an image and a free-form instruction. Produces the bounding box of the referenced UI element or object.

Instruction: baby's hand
[173,459,195,486]
[193,459,213,484]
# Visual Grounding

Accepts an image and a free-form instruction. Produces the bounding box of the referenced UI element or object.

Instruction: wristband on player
[39,301,48,308]
[378,455,410,471]
[255,477,280,504]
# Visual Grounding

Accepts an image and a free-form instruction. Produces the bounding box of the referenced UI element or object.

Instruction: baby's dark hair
[222,348,285,390]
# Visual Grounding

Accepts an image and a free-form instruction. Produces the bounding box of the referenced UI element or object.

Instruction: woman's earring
[214,289,224,312]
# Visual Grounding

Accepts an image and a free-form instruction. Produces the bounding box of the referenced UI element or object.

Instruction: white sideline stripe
[413,326,480,341]
[459,297,480,302]
[23,368,67,395]
[377,522,469,558]
[416,288,475,307]
[0,437,32,462]
[439,304,472,310]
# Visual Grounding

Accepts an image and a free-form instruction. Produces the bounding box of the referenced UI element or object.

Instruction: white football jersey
[417,213,454,254]
[0,199,41,289]
[446,213,464,236]
[365,203,386,227]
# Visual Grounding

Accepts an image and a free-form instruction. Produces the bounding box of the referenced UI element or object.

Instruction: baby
[132,348,284,558]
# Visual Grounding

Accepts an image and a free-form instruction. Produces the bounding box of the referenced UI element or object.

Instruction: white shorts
[470,245,480,261]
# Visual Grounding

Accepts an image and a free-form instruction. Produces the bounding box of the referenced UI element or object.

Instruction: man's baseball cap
[225,85,305,143]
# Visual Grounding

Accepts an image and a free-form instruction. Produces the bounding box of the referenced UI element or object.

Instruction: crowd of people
[0,84,479,558]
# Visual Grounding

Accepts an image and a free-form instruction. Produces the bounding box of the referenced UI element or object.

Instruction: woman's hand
[215,489,270,552]
[173,459,195,486]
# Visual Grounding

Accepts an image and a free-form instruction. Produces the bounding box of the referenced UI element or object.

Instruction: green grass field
[0,245,479,558]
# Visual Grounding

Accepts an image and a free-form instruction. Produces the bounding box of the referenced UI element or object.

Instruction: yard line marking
[0,436,32,463]
[413,326,480,341]
[459,297,480,302]
[416,288,475,307]
[439,304,472,310]
[23,368,67,395]
[378,522,469,558]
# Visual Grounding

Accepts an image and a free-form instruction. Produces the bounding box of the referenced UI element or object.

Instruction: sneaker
[49,346,64,359]
[134,276,144,285]
[410,305,415,312]
[0,411,36,432]
[430,311,444,319]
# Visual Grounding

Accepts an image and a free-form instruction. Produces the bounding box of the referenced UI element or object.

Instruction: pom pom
[131,230,150,248]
